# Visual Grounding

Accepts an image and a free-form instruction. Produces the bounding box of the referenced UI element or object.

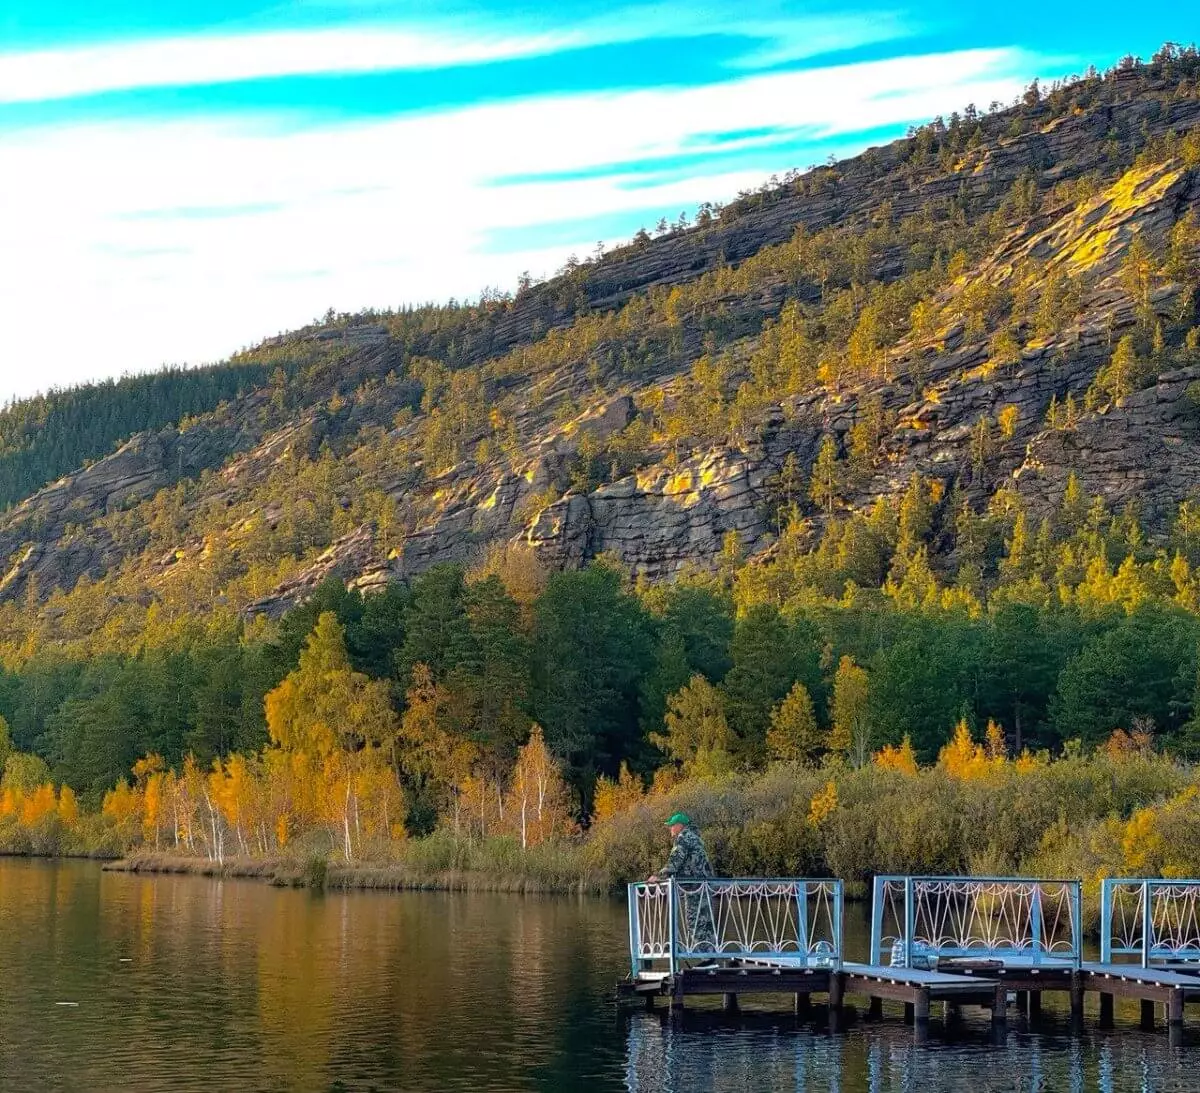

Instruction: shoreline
[102,851,609,895]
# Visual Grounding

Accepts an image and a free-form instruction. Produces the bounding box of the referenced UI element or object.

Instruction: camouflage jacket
[658,827,714,879]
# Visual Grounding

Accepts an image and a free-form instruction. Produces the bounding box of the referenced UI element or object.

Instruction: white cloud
[0,27,575,105]
[0,47,1033,399]
[0,2,911,107]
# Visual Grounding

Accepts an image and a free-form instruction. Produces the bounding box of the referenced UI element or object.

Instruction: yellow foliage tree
[807,781,838,827]
[651,674,735,777]
[592,762,645,823]
[400,663,477,827]
[984,719,1008,763]
[58,785,79,826]
[20,783,57,827]
[504,725,574,849]
[938,719,989,779]
[102,779,144,843]
[831,655,871,765]
[265,612,397,756]
[874,736,918,774]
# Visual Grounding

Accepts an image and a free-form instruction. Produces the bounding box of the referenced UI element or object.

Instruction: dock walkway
[622,874,1200,1037]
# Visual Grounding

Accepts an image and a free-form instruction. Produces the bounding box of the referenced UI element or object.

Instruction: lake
[0,858,1196,1091]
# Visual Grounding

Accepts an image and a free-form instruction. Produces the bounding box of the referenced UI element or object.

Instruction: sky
[0,2,1193,401]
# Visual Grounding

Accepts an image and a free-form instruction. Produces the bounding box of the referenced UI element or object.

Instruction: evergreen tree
[766,682,821,763]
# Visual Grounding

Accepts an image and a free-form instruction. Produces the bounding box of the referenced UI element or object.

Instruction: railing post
[1031,884,1042,966]
[796,881,809,966]
[628,883,640,979]
[1141,879,1153,969]
[904,876,915,970]
[869,876,884,965]
[834,880,844,971]
[667,879,678,977]
[1072,881,1082,971]
[1099,879,1111,964]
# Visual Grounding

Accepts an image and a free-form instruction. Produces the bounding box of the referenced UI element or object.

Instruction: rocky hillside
[3,50,1200,633]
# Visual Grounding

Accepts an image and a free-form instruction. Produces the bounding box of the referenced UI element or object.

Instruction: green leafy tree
[532,562,654,794]
[721,606,824,760]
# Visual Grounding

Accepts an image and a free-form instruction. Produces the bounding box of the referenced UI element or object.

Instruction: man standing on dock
[649,812,717,955]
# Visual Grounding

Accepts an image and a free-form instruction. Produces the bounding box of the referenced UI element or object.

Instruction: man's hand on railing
[647,875,658,883]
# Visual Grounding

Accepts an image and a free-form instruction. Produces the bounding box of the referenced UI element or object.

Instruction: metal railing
[1100,877,1200,967]
[870,875,1082,969]
[627,877,843,978]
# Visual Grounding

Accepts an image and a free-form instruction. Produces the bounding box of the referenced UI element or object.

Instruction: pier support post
[670,978,685,1012]
[903,1002,914,1025]
[1015,990,1028,1015]
[722,992,739,1014]
[867,997,883,1020]
[794,992,811,1017]
[827,974,845,1016]
[1100,993,1114,1029]
[991,983,1008,1027]
[1168,989,1184,1029]
[1028,991,1042,1022]
[644,991,656,1012]
[914,988,930,1026]
[1069,974,1084,1025]
[1140,999,1155,1030]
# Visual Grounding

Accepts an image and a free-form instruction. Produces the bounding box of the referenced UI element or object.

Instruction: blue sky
[0,2,1193,399]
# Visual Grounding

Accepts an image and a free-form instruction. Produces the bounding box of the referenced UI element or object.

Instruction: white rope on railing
[628,878,842,974]
[873,876,1081,966]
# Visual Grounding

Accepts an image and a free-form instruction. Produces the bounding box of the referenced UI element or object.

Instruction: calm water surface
[0,859,1197,1092]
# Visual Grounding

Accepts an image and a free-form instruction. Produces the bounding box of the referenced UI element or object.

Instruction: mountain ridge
[2,49,1200,634]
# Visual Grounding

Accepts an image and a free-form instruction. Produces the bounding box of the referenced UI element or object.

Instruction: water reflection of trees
[5,861,1200,1093]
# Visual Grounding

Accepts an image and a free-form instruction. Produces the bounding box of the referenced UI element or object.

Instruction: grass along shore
[104,833,608,895]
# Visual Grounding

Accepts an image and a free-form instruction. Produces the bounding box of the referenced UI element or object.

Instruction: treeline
[0,362,281,508]
[7,467,1200,821]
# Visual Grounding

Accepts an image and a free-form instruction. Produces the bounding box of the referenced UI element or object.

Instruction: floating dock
[620,875,1200,1040]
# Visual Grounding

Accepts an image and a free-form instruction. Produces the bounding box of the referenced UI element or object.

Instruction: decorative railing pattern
[870,875,1082,968]
[1100,878,1200,966]
[628,878,843,977]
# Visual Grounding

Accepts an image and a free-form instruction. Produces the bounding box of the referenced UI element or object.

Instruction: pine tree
[831,655,871,766]
[766,682,821,763]
[809,435,842,516]
[652,674,735,776]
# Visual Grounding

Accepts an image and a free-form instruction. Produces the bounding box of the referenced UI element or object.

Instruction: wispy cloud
[0,27,574,105]
[0,45,1034,395]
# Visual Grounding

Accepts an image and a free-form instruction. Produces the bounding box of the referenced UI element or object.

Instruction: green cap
[665,812,691,827]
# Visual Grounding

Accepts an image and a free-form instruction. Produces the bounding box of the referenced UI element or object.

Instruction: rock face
[528,450,775,578]
[0,418,246,601]
[420,159,1200,578]
[243,525,389,620]
[1016,367,1200,524]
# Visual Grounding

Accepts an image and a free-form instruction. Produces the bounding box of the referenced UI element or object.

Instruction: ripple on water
[1,860,1198,1092]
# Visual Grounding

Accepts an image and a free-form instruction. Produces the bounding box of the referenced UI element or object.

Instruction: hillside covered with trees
[3,47,1200,888]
